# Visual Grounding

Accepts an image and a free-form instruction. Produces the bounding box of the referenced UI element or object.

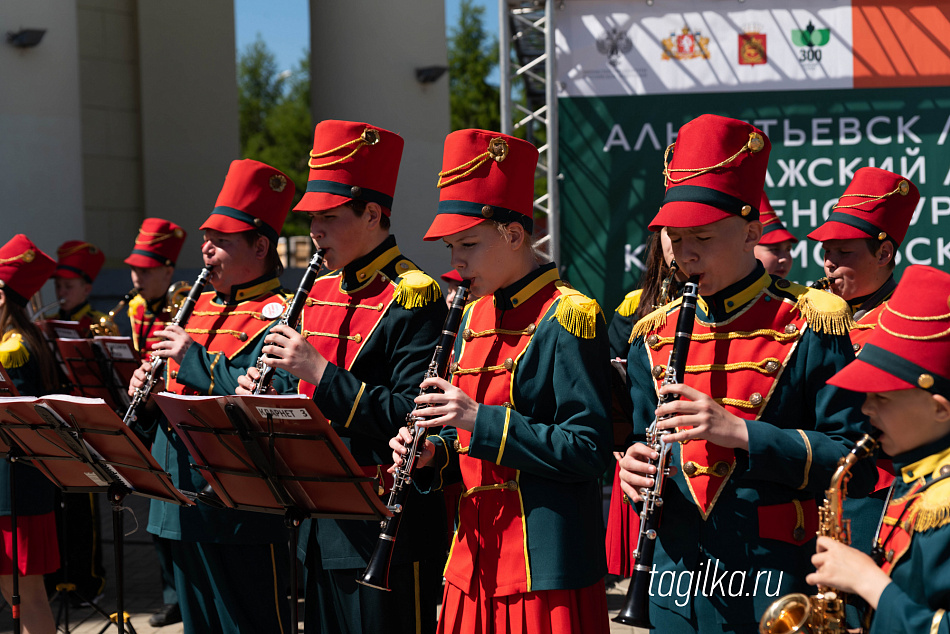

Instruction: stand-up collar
[493,262,558,311]
[340,235,407,292]
[895,431,950,481]
[217,274,282,304]
[848,275,897,315]
[699,263,770,321]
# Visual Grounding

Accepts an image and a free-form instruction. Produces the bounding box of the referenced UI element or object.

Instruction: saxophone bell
[90,288,139,336]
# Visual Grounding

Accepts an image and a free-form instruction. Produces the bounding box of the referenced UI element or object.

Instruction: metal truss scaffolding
[500,0,560,264]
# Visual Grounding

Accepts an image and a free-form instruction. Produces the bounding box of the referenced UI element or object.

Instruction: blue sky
[235,0,498,76]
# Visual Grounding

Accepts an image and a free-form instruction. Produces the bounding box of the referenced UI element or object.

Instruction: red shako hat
[807,167,919,247]
[200,159,293,245]
[441,269,463,283]
[829,265,950,397]
[758,193,798,245]
[294,121,403,216]
[425,129,539,240]
[0,235,56,306]
[124,218,187,268]
[55,241,105,283]
[650,114,770,231]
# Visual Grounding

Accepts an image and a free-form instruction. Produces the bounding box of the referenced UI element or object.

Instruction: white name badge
[262,302,285,320]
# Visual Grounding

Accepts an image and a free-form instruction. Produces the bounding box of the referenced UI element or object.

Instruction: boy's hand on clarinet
[388,427,435,473]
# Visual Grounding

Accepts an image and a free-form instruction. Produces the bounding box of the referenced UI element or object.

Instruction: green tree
[237,38,313,236]
[448,0,500,131]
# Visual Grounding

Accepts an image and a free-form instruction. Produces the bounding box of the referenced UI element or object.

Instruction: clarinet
[614,275,700,628]
[122,266,212,427]
[253,249,325,394]
[358,279,471,591]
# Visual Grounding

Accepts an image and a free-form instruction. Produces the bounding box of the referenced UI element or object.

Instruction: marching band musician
[616,114,875,633]
[390,129,614,634]
[52,240,106,335]
[237,120,448,634]
[808,264,950,634]
[122,217,187,628]
[0,234,60,633]
[753,193,797,280]
[130,159,296,633]
[47,239,109,607]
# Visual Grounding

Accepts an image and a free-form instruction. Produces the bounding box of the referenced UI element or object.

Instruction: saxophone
[758,433,878,634]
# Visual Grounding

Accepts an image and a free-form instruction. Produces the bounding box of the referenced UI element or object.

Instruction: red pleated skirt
[605,461,640,577]
[438,578,610,634]
[0,511,60,576]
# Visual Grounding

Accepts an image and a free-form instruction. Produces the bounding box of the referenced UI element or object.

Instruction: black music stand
[0,395,194,634]
[53,338,136,412]
[154,393,391,629]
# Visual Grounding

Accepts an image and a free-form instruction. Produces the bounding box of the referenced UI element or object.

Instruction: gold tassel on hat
[793,287,855,336]
[615,290,643,318]
[393,270,442,309]
[0,332,30,369]
[552,289,601,339]
[629,302,676,343]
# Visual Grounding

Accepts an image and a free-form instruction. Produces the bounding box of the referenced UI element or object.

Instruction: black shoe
[149,603,182,627]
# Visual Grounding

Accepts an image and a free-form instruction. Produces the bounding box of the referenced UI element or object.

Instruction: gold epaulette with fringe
[628,298,681,343]
[915,475,950,533]
[552,287,602,339]
[393,270,442,309]
[789,285,855,336]
[615,289,643,318]
[0,331,29,369]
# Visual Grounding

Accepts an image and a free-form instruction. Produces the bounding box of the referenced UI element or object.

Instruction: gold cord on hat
[135,229,181,246]
[0,249,35,266]
[437,137,509,188]
[308,127,380,169]
[57,242,97,258]
[663,132,765,186]
[877,303,950,341]
[834,180,910,212]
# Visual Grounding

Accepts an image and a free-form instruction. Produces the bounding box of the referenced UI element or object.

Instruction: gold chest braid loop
[461,480,519,497]
[647,328,800,349]
[305,298,385,311]
[302,330,362,343]
[185,328,248,342]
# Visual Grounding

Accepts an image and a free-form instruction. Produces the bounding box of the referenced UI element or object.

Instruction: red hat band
[650,115,771,230]
[125,218,187,268]
[294,121,403,216]
[758,193,798,245]
[55,240,105,283]
[807,167,919,246]
[829,265,950,396]
[425,130,539,241]
[0,234,56,305]
[201,159,293,244]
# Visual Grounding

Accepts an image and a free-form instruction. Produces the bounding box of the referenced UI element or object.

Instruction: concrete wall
[0,0,84,256]
[137,0,239,269]
[309,0,451,279]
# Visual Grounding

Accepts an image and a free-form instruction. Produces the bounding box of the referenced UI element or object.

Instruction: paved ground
[0,494,647,633]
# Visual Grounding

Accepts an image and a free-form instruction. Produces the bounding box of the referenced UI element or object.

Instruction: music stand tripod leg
[284,508,306,633]
[7,447,21,634]
[103,483,135,634]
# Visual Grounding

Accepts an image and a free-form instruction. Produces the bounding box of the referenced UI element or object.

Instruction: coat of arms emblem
[662,27,710,60]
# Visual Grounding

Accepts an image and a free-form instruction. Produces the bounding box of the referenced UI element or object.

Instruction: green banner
[559,86,950,313]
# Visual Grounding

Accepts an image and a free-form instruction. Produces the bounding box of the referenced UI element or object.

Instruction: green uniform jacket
[0,329,57,516]
[301,236,448,569]
[423,263,613,594]
[146,275,296,544]
[871,432,950,634]
[627,265,875,626]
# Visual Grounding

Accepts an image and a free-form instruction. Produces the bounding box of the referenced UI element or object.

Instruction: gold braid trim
[714,397,756,409]
[650,329,800,347]
[135,229,177,246]
[185,328,248,341]
[57,242,97,258]
[914,479,950,533]
[835,181,909,211]
[453,363,510,376]
[308,128,379,169]
[853,322,875,330]
[663,132,765,186]
[466,327,534,338]
[629,301,678,343]
[552,291,601,339]
[302,331,362,342]
[656,357,782,376]
[393,271,441,309]
[305,298,384,310]
[615,290,642,318]
[437,137,509,188]
[685,461,731,477]
[461,481,518,497]
[794,287,855,336]
[191,310,268,319]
